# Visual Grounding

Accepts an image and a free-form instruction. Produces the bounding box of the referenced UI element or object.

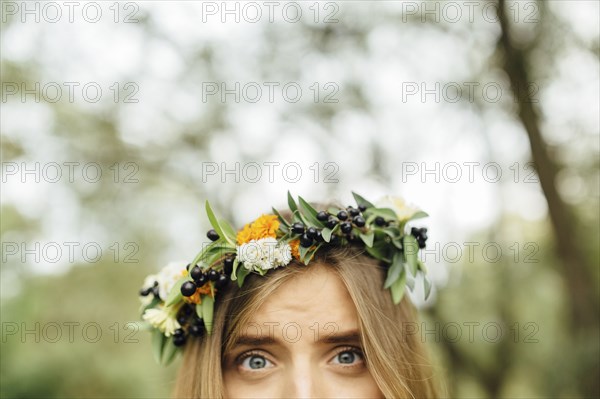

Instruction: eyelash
[235,346,365,372]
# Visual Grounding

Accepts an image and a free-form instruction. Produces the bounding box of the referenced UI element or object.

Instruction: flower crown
[138,192,431,365]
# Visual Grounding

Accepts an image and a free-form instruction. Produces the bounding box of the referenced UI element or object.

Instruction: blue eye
[332,349,363,365]
[240,353,272,370]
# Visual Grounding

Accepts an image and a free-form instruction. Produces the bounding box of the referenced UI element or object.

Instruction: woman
[139,193,441,398]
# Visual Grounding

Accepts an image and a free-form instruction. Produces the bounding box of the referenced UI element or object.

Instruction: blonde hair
[173,245,440,398]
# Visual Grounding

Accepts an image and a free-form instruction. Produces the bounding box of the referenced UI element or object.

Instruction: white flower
[142,306,181,337]
[237,238,293,272]
[377,195,422,222]
[140,261,188,303]
[139,274,158,306]
[274,244,292,266]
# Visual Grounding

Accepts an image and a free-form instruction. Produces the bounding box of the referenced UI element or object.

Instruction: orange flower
[236,214,280,245]
[290,239,300,259]
[182,282,215,305]
[252,214,280,239]
[236,223,253,245]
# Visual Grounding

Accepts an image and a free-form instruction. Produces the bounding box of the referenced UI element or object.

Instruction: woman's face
[222,263,384,398]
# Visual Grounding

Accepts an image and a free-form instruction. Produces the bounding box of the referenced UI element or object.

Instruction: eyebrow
[232,329,362,347]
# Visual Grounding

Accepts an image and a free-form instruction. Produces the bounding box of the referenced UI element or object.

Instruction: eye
[330,347,365,366]
[238,351,274,371]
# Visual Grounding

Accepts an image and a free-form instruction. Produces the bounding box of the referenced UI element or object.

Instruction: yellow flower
[251,214,280,239]
[236,223,253,245]
[289,239,300,259]
[236,214,280,245]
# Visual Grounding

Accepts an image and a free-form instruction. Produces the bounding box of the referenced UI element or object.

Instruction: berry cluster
[411,227,428,249]
[172,304,206,346]
[138,281,159,299]
[292,204,369,247]
[180,263,229,297]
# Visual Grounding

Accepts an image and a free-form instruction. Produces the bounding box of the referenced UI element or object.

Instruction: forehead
[247,264,358,330]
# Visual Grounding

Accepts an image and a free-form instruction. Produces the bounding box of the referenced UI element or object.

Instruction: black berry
[316,211,329,221]
[180,281,197,297]
[300,233,313,248]
[190,265,202,281]
[189,323,204,337]
[315,230,324,242]
[358,204,367,212]
[173,334,186,347]
[306,227,318,239]
[215,273,229,289]
[375,216,386,226]
[340,221,353,234]
[195,273,208,286]
[291,222,305,234]
[337,210,348,220]
[223,257,234,275]
[326,216,338,229]
[207,229,220,241]
[347,207,360,217]
[353,216,366,227]
[208,269,219,282]
[174,328,184,337]
[177,314,188,325]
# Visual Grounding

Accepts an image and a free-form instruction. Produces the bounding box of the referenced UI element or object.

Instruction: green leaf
[321,224,339,242]
[298,196,325,227]
[352,192,375,209]
[237,266,250,287]
[151,329,166,364]
[161,337,179,366]
[390,268,407,304]
[403,235,419,276]
[231,258,240,280]
[417,260,428,273]
[195,303,203,320]
[205,201,235,246]
[392,236,403,250]
[423,274,432,300]
[364,207,398,221]
[272,207,291,227]
[202,295,215,335]
[164,276,188,307]
[359,231,375,248]
[365,246,385,260]
[219,219,238,245]
[327,206,340,215]
[298,244,310,263]
[321,227,332,242]
[303,243,323,266]
[384,252,404,289]
[407,211,429,222]
[292,210,308,226]
[405,274,416,291]
[287,191,298,213]
[364,232,392,262]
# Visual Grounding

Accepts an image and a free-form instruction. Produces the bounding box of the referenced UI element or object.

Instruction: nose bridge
[284,355,321,398]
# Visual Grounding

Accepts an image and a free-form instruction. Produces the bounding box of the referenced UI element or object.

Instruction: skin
[222,263,384,398]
